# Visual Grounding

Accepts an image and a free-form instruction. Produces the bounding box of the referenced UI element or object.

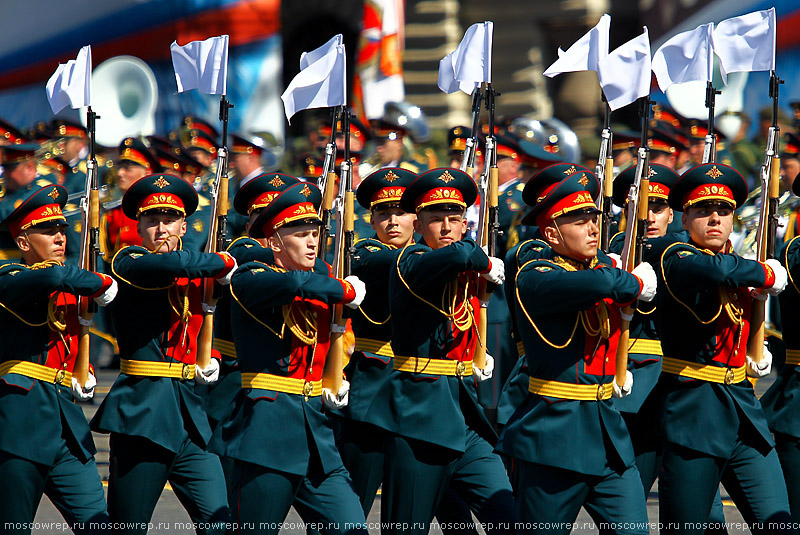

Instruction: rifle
[74,107,101,386]
[615,97,651,388]
[460,88,483,176]
[474,84,500,371]
[596,94,614,251]
[197,95,233,370]
[318,108,340,258]
[323,106,354,393]
[748,72,783,364]
[701,81,722,164]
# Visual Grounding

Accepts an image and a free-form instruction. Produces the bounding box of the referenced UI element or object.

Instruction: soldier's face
[16,225,67,264]
[137,212,187,253]
[117,163,148,193]
[682,202,733,253]
[544,212,599,261]
[370,205,415,248]
[646,200,673,237]
[269,224,319,271]
[414,209,467,250]
[377,139,403,165]
[497,158,520,185]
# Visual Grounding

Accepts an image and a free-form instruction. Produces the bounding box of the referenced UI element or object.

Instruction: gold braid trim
[357,305,391,326]
[786,236,800,295]
[282,301,318,345]
[229,277,284,339]
[661,242,723,325]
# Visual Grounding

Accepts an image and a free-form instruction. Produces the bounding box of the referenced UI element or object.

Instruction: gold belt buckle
[724,368,735,385]
[181,364,193,381]
[303,381,313,401]
[456,362,467,376]
[596,384,606,401]
[55,369,66,385]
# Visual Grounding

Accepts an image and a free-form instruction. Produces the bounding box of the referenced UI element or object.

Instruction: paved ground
[30,367,774,534]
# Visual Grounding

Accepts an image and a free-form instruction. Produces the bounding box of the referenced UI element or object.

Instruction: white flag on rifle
[281,35,347,122]
[652,23,714,92]
[543,14,610,77]
[171,35,229,95]
[713,8,776,84]
[46,46,92,114]
[437,21,493,95]
[598,27,651,111]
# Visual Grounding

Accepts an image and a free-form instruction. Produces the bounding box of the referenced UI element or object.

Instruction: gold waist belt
[121,359,194,380]
[785,350,800,366]
[240,372,322,397]
[354,338,394,358]
[213,338,236,358]
[516,341,525,358]
[393,356,473,376]
[628,338,663,356]
[528,377,613,401]
[661,357,746,385]
[0,360,72,386]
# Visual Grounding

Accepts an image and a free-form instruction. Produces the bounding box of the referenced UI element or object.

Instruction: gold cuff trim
[240,372,322,397]
[393,356,472,376]
[661,357,746,385]
[528,377,613,401]
[120,359,194,380]
[628,338,663,356]
[354,338,394,358]
[213,338,237,358]
[0,360,72,386]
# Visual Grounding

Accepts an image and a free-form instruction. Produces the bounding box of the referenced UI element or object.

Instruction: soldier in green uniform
[374,168,515,534]
[657,163,792,534]
[91,174,237,534]
[50,120,89,195]
[209,181,370,533]
[0,185,117,534]
[496,163,656,532]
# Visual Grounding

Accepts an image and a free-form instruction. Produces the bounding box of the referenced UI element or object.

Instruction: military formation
[3,96,800,535]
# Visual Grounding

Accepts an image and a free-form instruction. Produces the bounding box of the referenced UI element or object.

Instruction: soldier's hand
[343,276,366,309]
[195,358,221,385]
[71,372,97,401]
[93,276,118,307]
[763,259,787,296]
[215,253,238,286]
[605,252,621,268]
[481,257,505,285]
[473,353,494,382]
[612,370,633,398]
[322,380,350,410]
[631,262,657,302]
[746,341,772,378]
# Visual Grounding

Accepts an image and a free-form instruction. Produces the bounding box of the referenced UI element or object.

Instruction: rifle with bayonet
[748,72,783,364]
[597,94,614,251]
[460,89,483,177]
[323,106,354,393]
[616,97,652,389]
[197,95,234,370]
[74,107,101,387]
[318,108,340,258]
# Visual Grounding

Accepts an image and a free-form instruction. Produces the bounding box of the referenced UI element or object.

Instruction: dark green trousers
[381,429,515,535]
[774,434,800,534]
[0,447,108,535]
[515,460,649,535]
[231,460,368,535]
[659,441,792,535]
[107,434,229,535]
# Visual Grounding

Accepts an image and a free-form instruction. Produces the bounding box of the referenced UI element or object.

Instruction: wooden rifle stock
[474,165,498,370]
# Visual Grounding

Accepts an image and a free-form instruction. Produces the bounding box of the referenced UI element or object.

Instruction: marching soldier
[209,181,369,533]
[376,168,515,534]
[50,119,89,195]
[0,185,117,534]
[91,174,236,533]
[496,163,656,532]
[657,163,791,534]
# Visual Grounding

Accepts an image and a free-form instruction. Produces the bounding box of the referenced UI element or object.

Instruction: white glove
[195,358,221,385]
[612,370,633,398]
[606,253,622,268]
[746,341,772,378]
[344,276,366,309]
[764,258,788,296]
[71,372,97,401]
[93,278,118,307]
[631,262,657,302]
[216,253,238,286]
[322,379,350,410]
[473,353,495,382]
[481,257,505,285]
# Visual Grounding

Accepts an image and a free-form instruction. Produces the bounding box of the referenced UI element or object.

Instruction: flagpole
[702,82,721,164]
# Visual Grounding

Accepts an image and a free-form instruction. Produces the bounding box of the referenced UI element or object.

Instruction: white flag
[281,35,346,122]
[437,21,493,94]
[652,23,714,92]
[46,46,92,114]
[598,28,651,111]
[543,14,610,77]
[713,8,775,84]
[171,35,229,95]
